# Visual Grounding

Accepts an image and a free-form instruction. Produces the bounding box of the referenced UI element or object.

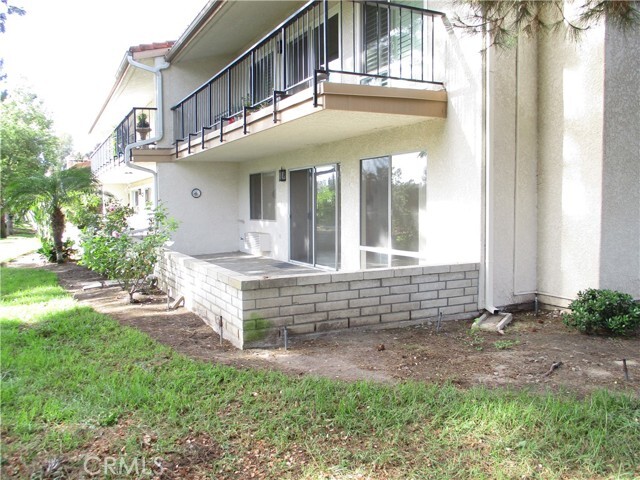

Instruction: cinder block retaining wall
[157,250,480,349]
[157,251,247,348]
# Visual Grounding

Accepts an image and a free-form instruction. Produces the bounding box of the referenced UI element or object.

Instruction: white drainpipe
[124,54,170,208]
[482,35,498,315]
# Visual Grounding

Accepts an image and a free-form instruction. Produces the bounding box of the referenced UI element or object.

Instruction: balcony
[172,0,448,161]
[90,107,157,181]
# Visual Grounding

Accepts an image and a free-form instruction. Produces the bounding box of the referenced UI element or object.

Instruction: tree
[0,0,25,34]
[454,0,640,49]
[65,189,110,232]
[0,88,56,237]
[1,0,26,99]
[6,163,97,263]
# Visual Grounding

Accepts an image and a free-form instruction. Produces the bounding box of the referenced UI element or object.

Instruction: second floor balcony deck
[172,0,448,160]
[90,107,157,178]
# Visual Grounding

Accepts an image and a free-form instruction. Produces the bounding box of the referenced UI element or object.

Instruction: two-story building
[89,0,639,348]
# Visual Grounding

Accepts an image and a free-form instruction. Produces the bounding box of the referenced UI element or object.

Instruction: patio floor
[193,252,320,278]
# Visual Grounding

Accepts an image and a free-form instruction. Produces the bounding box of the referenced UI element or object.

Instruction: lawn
[1,267,639,479]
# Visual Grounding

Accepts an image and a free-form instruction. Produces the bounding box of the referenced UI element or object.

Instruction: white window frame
[359,152,427,268]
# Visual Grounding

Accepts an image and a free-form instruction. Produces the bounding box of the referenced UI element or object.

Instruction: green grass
[1,267,639,479]
[493,339,520,350]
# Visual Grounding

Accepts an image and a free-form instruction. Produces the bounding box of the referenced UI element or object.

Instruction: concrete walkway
[0,235,40,263]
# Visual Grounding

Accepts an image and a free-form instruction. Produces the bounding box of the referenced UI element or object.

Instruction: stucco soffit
[165,0,222,62]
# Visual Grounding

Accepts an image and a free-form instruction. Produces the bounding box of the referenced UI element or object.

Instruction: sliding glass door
[360,152,427,268]
[290,169,314,265]
[289,165,339,269]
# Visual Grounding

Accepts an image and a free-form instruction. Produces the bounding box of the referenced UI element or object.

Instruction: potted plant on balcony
[136,112,152,140]
[236,93,252,120]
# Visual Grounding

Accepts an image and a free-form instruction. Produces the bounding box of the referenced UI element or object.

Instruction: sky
[2,0,206,154]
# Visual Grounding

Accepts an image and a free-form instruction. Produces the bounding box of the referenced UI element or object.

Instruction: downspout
[124,54,170,208]
[482,31,498,315]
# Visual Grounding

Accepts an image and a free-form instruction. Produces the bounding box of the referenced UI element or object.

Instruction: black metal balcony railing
[172,0,445,150]
[90,107,157,175]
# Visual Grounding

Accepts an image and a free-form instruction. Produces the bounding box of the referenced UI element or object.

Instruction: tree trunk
[51,205,66,263]
[0,210,7,239]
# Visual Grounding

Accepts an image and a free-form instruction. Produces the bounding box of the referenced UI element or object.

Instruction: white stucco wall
[486,38,539,309]
[599,20,640,298]
[482,14,639,308]
[235,113,483,271]
[162,58,228,146]
[237,121,482,271]
[101,183,129,206]
[537,25,606,306]
[157,162,239,255]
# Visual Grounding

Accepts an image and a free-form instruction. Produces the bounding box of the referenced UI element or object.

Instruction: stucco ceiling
[90,59,156,143]
[170,1,306,64]
[98,164,155,185]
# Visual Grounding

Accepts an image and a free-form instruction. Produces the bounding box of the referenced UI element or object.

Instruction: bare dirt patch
[17,258,640,396]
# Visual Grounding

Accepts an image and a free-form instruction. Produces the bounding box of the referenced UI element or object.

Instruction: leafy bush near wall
[37,238,75,263]
[563,288,640,335]
[80,203,177,303]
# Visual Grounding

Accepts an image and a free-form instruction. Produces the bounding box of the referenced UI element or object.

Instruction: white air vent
[244,232,272,255]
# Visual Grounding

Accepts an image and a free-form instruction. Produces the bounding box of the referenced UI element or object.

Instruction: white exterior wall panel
[600,20,640,299]
[157,162,239,255]
[537,25,606,306]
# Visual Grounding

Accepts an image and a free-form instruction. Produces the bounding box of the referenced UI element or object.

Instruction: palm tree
[7,164,97,263]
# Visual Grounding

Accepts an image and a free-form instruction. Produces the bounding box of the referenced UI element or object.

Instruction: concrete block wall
[157,250,480,349]
[241,263,480,347]
[156,250,246,348]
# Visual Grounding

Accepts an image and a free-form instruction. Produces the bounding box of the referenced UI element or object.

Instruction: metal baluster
[250,50,255,106]
[323,0,328,70]
[431,15,435,83]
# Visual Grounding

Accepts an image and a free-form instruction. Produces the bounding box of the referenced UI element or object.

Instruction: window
[363,3,389,76]
[326,14,340,64]
[285,14,339,89]
[253,51,274,106]
[250,172,276,220]
[130,189,141,212]
[143,188,152,207]
[362,1,427,81]
[360,152,426,268]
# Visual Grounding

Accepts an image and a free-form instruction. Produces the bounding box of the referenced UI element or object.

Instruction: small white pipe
[123,54,170,208]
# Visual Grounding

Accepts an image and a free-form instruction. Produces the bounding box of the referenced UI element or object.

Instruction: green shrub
[563,288,640,335]
[80,202,177,303]
[37,238,76,263]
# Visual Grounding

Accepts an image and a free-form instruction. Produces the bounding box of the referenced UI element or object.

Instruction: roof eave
[89,43,174,135]
[89,52,131,135]
[165,0,223,62]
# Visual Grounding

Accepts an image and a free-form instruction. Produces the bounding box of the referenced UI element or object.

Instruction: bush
[80,203,177,303]
[37,238,76,263]
[65,191,106,231]
[563,288,640,335]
